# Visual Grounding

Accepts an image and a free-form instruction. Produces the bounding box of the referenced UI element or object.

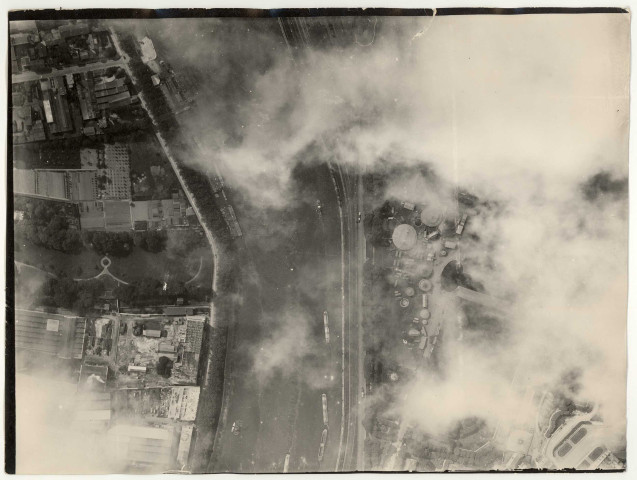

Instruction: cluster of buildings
[10,19,116,74]
[12,68,137,145]
[136,35,198,113]
[14,142,195,232]
[12,82,47,143]
[10,20,133,144]
[15,307,209,472]
[114,314,206,387]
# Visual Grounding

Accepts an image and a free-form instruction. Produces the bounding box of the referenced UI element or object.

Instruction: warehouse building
[14,168,98,201]
[15,309,87,360]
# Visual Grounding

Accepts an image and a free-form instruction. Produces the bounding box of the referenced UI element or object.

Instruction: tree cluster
[365,201,393,247]
[156,356,174,377]
[114,275,207,307]
[179,165,235,246]
[83,230,133,257]
[15,203,83,254]
[37,277,106,315]
[133,230,167,253]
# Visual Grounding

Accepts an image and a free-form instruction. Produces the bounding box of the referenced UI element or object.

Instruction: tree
[142,230,166,253]
[156,356,173,377]
[89,231,133,257]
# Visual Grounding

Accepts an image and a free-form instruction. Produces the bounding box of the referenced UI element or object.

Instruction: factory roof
[15,309,86,360]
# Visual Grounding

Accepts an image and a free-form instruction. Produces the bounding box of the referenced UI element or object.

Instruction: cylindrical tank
[421,205,444,228]
[392,224,418,251]
[418,279,433,292]
[420,264,434,279]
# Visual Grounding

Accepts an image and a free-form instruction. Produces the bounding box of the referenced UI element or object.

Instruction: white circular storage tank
[421,205,444,228]
[392,224,418,251]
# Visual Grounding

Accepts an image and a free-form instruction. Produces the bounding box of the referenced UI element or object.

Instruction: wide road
[11,58,125,84]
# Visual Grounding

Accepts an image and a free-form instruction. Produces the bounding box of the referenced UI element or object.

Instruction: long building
[40,76,74,135]
[14,168,98,201]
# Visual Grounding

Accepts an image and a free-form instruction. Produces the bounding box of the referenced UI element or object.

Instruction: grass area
[15,239,212,289]
[15,242,104,279]
[109,245,212,287]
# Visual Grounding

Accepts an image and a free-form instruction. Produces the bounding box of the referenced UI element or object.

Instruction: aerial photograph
[7,8,629,474]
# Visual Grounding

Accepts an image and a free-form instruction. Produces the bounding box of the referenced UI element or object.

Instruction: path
[74,256,129,285]
[14,260,58,279]
[184,257,204,286]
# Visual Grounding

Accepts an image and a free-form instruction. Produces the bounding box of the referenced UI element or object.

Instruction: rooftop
[15,309,86,360]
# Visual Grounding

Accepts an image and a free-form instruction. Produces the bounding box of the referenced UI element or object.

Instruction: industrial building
[107,424,177,472]
[131,194,190,230]
[15,309,87,360]
[93,73,133,110]
[78,364,110,391]
[40,76,74,135]
[116,314,206,387]
[112,386,200,422]
[72,391,112,431]
[14,168,98,201]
